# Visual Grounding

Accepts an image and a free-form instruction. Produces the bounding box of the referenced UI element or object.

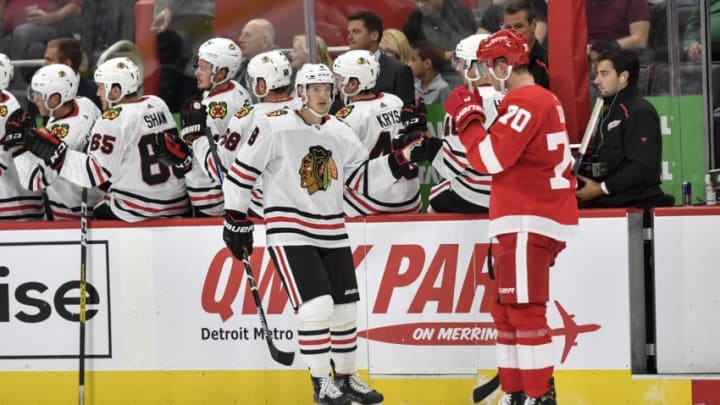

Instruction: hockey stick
[572,97,604,176]
[472,373,500,403]
[78,187,88,405]
[240,253,295,366]
[192,101,225,186]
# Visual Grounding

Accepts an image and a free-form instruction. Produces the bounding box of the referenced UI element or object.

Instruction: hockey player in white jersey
[222,63,420,405]
[333,50,421,216]
[13,64,102,220]
[169,37,251,216]
[194,37,252,137]
[0,53,45,220]
[180,50,300,216]
[406,33,504,213]
[22,57,190,221]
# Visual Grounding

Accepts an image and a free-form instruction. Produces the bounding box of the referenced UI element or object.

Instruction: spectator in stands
[409,40,450,104]
[586,0,650,51]
[151,0,215,112]
[477,0,547,45]
[0,0,82,81]
[380,28,412,65]
[289,34,333,72]
[683,0,720,62]
[43,37,101,109]
[577,49,672,209]
[348,10,414,105]
[236,19,276,91]
[403,0,478,64]
[503,0,549,88]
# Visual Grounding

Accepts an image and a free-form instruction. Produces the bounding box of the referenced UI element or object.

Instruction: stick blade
[472,374,500,403]
[270,347,295,366]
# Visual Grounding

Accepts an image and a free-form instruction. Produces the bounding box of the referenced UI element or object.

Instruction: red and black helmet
[476,28,530,68]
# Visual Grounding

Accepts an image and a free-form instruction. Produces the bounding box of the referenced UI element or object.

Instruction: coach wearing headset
[576,49,672,209]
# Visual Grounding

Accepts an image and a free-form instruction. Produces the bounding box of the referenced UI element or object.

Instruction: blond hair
[380,28,411,65]
[292,35,333,68]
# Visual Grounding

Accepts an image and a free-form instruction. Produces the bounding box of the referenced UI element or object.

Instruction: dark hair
[504,0,536,23]
[412,40,443,72]
[597,49,640,88]
[590,39,621,55]
[348,10,383,44]
[47,38,82,72]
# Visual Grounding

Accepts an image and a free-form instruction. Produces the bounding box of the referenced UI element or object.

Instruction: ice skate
[312,375,352,405]
[334,373,383,404]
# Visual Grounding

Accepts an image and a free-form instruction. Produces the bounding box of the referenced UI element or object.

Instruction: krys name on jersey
[376,110,401,128]
[143,112,169,129]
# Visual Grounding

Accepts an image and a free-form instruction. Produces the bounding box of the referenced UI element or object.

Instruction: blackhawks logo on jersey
[266,109,288,117]
[0,105,7,117]
[102,107,122,120]
[234,105,254,119]
[335,105,354,119]
[50,123,70,139]
[299,145,338,195]
[208,101,228,119]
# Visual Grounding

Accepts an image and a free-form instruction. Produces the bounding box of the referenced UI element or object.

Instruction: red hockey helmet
[476,29,530,68]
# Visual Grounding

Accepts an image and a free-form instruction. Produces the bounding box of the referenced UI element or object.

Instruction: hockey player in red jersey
[444,29,578,404]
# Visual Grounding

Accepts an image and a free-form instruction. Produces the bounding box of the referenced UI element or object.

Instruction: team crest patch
[234,105,254,119]
[299,145,338,195]
[335,105,354,119]
[0,106,7,117]
[208,101,228,119]
[266,109,288,117]
[102,107,121,120]
[50,124,70,139]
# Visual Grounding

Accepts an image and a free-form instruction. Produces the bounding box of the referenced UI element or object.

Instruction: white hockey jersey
[335,93,421,216]
[431,84,503,209]
[223,110,394,248]
[14,97,103,220]
[0,91,44,220]
[203,80,252,137]
[58,95,190,222]
[187,96,302,216]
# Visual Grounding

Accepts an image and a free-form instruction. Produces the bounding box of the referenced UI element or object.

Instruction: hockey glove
[4,109,33,152]
[180,98,207,145]
[409,137,444,163]
[401,97,428,134]
[152,128,193,172]
[24,126,67,170]
[388,131,423,180]
[223,210,254,259]
[444,86,485,132]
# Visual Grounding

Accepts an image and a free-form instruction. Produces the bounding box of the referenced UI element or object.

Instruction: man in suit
[347,11,414,105]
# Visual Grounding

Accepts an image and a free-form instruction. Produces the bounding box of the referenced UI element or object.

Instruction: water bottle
[705,174,716,206]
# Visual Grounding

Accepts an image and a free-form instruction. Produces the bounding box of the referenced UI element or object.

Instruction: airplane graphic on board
[550,300,601,363]
[359,301,601,364]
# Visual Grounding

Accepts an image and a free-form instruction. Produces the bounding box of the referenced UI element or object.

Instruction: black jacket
[583,86,666,208]
[373,53,415,105]
[529,41,549,89]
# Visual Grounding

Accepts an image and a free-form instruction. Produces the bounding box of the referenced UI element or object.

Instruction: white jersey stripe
[478,135,503,173]
[272,246,301,308]
[515,232,529,303]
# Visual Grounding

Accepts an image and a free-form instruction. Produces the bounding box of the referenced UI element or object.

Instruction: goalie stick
[240,253,295,366]
[572,97,604,176]
[78,188,88,405]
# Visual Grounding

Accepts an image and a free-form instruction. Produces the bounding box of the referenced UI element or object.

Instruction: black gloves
[223,210,254,259]
[180,98,207,145]
[152,128,193,172]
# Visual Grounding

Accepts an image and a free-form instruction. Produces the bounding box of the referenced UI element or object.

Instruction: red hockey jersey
[461,84,579,241]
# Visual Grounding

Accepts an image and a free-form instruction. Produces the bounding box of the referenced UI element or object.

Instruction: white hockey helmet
[94,57,141,102]
[332,50,379,95]
[197,37,242,81]
[295,63,334,94]
[453,34,489,82]
[0,53,13,90]
[247,50,292,98]
[30,63,78,112]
